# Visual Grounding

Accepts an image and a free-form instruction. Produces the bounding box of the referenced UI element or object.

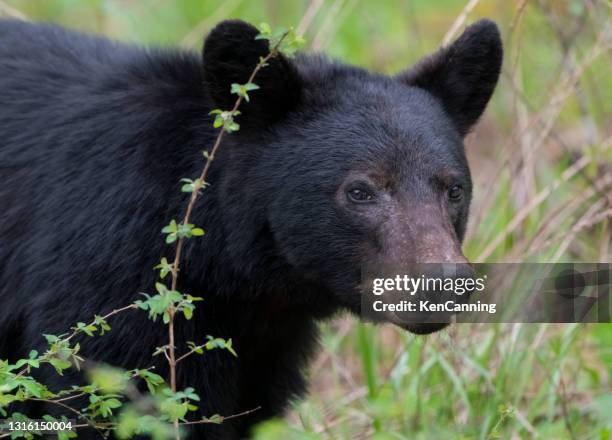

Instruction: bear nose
[406,262,476,296]
[388,262,476,330]
[384,201,469,266]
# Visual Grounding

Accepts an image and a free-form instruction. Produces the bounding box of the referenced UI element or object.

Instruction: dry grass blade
[442,0,481,45]
[297,0,325,36]
[552,202,612,262]
[524,172,612,258]
[311,0,358,51]
[0,0,26,19]
[180,0,243,49]
[476,137,612,262]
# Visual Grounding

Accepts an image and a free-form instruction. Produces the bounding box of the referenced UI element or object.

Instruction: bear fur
[0,18,502,438]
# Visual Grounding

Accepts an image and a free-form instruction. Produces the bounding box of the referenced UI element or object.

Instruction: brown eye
[347,188,374,203]
[448,185,463,201]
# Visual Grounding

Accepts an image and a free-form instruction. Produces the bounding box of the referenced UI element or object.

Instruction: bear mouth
[398,322,449,335]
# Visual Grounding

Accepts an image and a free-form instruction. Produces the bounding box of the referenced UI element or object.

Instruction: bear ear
[203,20,302,128]
[397,19,502,137]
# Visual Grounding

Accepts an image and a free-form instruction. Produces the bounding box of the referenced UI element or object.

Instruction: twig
[30,398,106,439]
[14,303,138,379]
[50,392,87,403]
[442,0,481,45]
[64,304,138,343]
[175,343,205,364]
[180,406,262,425]
[165,31,292,439]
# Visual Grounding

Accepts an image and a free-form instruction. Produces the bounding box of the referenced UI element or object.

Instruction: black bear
[0,18,502,439]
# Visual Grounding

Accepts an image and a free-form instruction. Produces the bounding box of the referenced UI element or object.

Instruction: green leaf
[19,378,45,398]
[154,257,173,279]
[204,414,223,424]
[93,315,111,334]
[230,82,260,102]
[162,220,179,244]
[209,110,242,132]
[137,369,166,394]
[244,83,260,92]
[160,397,188,422]
[255,23,305,57]
[183,307,193,320]
[203,337,238,357]
[89,366,127,394]
[227,121,240,133]
[180,177,205,193]
[161,219,178,234]
[48,358,71,375]
[116,407,139,439]
[256,22,272,39]
[155,282,168,295]
[43,334,60,345]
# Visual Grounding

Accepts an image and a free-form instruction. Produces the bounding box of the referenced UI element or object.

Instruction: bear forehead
[295,55,456,135]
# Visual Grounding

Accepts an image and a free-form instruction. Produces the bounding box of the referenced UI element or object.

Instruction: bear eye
[347,188,374,203]
[448,184,463,201]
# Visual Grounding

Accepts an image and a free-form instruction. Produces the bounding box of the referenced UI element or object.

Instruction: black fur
[0,18,502,438]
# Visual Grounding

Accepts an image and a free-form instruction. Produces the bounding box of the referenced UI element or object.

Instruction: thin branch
[175,344,205,364]
[30,398,106,439]
[14,303,138,379]
[164,31,292,439]
[65,304,138,343]
[180,406,262,425]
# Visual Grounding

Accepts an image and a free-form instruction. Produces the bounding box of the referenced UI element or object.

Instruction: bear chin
[399,322,450,335]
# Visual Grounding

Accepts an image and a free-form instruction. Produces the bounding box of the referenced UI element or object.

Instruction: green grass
[2,0,610,438]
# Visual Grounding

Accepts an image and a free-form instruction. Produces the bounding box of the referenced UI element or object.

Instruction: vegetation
[1,0,610,439]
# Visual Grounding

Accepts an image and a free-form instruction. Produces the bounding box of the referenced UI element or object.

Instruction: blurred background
[1,0,610,438]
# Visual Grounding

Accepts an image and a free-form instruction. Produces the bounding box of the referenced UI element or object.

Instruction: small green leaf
[230,82,260,102]
[89,366,127,394]
[155,282,168,295]
[256,22,272,40]
[227,121,240,133]
[154,257,174,279]
[161,219,178,234]
[204,414,223,424]
[48,358,71,375]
